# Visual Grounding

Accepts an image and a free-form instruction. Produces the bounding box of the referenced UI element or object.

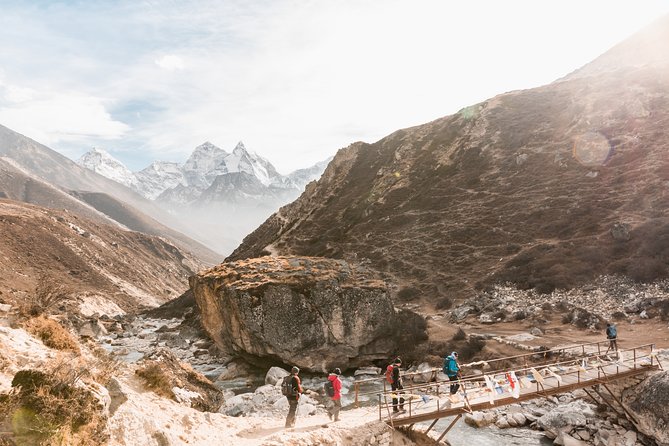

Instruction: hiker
[605,323,618,353]
[443,351,461,394]
[283,366,303,428]
[390,357,405,413]
[325,367,343,421]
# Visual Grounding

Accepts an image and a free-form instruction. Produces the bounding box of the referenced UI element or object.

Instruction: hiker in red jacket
[391,358,405,413]
[326,367,343,421]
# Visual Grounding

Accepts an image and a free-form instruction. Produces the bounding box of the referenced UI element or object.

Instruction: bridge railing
[352,339,626,406]
[369,343,658,421]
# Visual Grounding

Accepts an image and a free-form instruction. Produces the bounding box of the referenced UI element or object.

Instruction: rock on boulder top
[194,256,387,291]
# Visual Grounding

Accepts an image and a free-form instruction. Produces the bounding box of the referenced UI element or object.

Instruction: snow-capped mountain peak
[223,141,279,187]
[77,148,137,188]
[134,161,186,200]
[232,141,247,155]
[182,142,228,188]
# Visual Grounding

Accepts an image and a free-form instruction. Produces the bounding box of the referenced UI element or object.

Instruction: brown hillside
[0,124,222,264]
[229,17,669,303]
[0,199,203,312]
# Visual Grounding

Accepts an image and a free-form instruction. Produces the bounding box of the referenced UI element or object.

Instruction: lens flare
[572,132,612,166]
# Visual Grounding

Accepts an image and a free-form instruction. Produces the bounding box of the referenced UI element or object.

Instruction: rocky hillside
[229,15,669,303]
[0,124,221,263]
[0,199,202,313]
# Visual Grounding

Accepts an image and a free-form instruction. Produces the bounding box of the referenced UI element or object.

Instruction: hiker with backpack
[605,323,618,353]
[389,357,405,413]
[324,367,343,421]
[282,366,303,428]
[443,351,461,394]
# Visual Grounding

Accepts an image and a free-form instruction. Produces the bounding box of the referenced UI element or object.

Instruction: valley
[1,9,669,446]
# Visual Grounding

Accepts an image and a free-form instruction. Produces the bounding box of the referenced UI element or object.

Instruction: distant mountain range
[79,141,328,201]
[78,142,331,254]
[0,123,220,264]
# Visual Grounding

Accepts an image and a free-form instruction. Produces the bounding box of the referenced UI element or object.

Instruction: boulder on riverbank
[623,370,669,445]
[191,256,425,372]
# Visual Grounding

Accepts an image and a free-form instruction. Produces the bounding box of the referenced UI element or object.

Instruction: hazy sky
[1,1,668,173]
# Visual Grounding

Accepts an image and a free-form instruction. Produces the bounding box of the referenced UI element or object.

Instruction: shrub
[458,338,486,361]
[135,350,223,412]
[611,311,627,321]
[492,310,507,321]
[658,300,669,321]
[452,328,466,341]
[513,310,527,321]
[23,316,80,353]
[90,347,122,384]
[554,300,570,312]
[397,287,421,301]
[435,297,452,310]
[0,363,106,445]
[136,363,174,399]
[535,282,555,295]
[19,279,71,318]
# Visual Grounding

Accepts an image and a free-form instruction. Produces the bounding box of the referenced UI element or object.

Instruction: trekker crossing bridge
[358,341,662,444]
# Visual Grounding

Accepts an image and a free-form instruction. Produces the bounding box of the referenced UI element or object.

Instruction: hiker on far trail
[325,367,343,421]
[443,351,461,394]
[282,366,303,428]
[390,357,405,413]
[605,323,618,353]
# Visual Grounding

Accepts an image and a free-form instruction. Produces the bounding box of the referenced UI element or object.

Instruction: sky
[1,1,668,174]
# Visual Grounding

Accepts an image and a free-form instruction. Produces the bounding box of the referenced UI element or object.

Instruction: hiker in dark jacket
[605,323,618,353]
[391,357,405,413]
[285,366,303,428]
[326,367,343,421]
[443,351,461,394]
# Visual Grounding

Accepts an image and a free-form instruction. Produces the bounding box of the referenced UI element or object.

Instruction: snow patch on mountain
[78,148,137,189]
[135,161,186,200]
[182,141,229,189]
[288,157,333,190]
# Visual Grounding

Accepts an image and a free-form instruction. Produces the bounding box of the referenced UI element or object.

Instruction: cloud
[1,0,669,172]
[0,79,129,146]
[155,55,185,71]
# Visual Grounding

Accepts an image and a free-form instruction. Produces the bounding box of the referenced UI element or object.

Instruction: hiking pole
[457,375,473,413]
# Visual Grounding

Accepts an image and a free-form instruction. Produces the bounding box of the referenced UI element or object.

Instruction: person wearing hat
[326,367,343,421]
[285,366,303,428]
[443,352,461,394]
[391,357,405,413]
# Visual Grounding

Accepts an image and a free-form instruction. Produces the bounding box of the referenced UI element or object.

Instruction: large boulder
[622,370,669,445]
[190,256,419,372]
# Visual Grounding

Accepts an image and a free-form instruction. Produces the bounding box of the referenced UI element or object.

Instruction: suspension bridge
[355,341,662,444]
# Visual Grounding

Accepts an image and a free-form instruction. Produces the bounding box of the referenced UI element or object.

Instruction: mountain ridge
[228,16,669,303]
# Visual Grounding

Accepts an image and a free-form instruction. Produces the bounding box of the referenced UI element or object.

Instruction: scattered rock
[265,366,289,385]
[354,366,381,377]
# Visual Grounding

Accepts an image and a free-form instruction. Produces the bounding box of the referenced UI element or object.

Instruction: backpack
[385,365,394,384]
[444,356,458,377]
[606,325,617,338]
[324,380,335,397]
[281,375,296,397]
